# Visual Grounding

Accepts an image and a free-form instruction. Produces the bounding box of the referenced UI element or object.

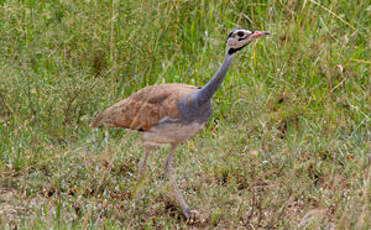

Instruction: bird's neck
[193,53,235,105]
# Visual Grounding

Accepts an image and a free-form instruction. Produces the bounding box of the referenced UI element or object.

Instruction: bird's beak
[249,31,270,39]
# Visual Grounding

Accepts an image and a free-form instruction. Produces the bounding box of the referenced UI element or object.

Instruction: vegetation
[0,0,369,228]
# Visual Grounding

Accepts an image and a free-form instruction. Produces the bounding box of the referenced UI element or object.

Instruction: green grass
[0,0,370,228]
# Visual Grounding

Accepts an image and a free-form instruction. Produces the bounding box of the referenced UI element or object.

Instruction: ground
[0,0,370,228]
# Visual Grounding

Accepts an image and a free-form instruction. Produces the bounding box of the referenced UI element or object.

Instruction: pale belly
[142,121,205,146]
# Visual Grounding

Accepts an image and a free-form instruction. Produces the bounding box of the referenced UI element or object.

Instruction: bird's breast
[177,96,213,123]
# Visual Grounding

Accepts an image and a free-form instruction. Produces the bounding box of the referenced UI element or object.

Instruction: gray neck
[193,53,235,105]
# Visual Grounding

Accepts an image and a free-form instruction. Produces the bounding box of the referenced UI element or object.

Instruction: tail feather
[89,111,105,127]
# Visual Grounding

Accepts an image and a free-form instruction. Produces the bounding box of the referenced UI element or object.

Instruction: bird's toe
[184,209,199,224]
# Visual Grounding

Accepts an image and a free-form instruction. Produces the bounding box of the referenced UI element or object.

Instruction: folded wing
[89,83,197,131]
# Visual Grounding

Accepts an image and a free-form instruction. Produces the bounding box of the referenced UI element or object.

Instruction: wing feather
[89,83,197,131]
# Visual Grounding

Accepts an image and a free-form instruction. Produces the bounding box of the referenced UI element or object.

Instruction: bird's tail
[89,112,105,128]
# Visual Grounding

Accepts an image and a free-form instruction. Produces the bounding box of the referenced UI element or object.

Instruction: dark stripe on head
[226,28,250,42]
[228,46,244,55]
[226,31,234,42]
[228,42,249,55]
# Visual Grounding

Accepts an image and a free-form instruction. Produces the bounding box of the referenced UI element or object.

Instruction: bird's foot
[160,168,166,178]
[184,209,199,224]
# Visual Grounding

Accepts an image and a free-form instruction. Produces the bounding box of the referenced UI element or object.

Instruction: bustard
[89,28,269,221]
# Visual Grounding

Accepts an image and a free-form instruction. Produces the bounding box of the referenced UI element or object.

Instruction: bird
[89,28,269,222]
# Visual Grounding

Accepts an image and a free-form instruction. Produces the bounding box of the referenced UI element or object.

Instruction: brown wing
[89,83,197,131]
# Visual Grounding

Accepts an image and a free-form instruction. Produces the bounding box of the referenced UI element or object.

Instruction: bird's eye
[237,31,244,37]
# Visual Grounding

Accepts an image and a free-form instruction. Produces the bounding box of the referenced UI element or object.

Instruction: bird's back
[89,83,199,131]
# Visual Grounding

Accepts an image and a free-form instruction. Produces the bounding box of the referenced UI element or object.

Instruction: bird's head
[225,28,270,56]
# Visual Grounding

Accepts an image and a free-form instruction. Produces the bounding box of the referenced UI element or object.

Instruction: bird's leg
[163,146,173,175]
[164,143,199,223]
[133,145,153,202]
[137,145,153,177]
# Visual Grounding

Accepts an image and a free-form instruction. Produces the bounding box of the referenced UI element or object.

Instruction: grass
[0,0,370,228]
